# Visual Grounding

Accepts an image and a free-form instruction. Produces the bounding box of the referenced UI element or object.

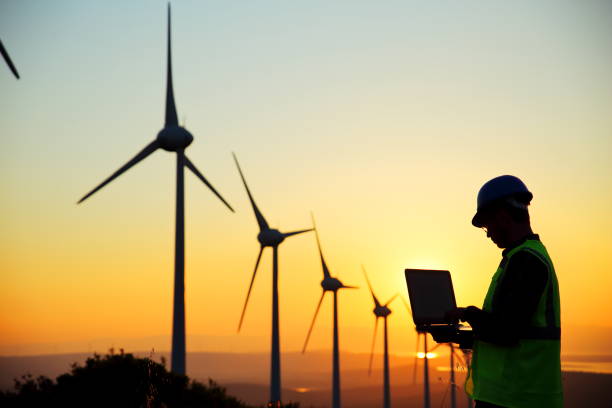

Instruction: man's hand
[427,325,474,349]
[444,307,467,323]
[445,306,482,324]
[428,326,459,344]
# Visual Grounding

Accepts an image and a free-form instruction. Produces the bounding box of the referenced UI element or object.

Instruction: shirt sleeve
[464,250,548,346]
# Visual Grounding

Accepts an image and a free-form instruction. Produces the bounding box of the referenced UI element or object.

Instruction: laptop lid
[404,268,457,327]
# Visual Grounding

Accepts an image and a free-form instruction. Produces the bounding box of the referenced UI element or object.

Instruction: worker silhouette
[432,175,562,408]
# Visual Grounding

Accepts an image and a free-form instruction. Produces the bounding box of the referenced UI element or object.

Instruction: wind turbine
[78,4,234,375]
[415,339,465,408]
[461,348,474,408]
[434,341,470,408]
[363,267,398,408]
[400,297,432,408]
[233,153,312,408]
[1,38,20,79]
[414,331,434,408]
[446,342,465,408]
[401,296,465,408]
[302,214,356,408]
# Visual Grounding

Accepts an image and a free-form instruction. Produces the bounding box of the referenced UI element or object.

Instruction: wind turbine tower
[233,153,312,407]
[400,297,432,408]
[78,4,234,375]
[302,214,356,408]
[417,340,464,408]
[401,296,442,408]
[364,267,398,408]
[439,341,468,408]
[420,332,432,408]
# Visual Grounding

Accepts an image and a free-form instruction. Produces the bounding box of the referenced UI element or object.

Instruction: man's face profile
[481,207,512,249]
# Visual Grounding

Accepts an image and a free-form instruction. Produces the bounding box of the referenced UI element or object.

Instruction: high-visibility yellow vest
[465,239,562,408]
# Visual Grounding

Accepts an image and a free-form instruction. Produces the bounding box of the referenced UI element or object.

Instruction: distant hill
[223,372,612,408]
[1,351,611,407]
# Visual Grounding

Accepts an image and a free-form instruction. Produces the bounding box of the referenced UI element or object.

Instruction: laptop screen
[405,269,457,326]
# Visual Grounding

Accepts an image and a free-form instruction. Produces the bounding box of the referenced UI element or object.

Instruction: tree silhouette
[0,349,270,408]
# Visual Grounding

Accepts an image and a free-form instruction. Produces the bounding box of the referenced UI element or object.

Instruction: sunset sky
[1,1,611,363]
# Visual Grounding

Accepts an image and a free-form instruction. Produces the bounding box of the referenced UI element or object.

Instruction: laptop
[404,268,459,330]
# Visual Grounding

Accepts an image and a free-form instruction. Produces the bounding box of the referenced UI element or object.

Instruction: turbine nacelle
[157,125,193,151]
[321,276,343,291]
[374,305,392,317]
[258,229,285,247]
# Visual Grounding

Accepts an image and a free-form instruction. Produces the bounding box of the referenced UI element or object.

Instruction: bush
[0,349,252,408]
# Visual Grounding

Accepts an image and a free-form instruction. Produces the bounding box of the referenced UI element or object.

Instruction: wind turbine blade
[340,284,358,289]
[184,155,234,212]
[310,212,330,278]
[310,211,317,230]
[302,291,326,353]
[362,266,381,308]
[0,38,19,79]
[384,293,399,307]
[78,140,159,204]
[317,250,332,278]
[237,246,264,332]
[453,348,466,367]
[232,153,269,231]
[368,317,379,376]
[430,342,442,352]
[401,296,411,314]
[165,4,178,126]
[282,228,313,238]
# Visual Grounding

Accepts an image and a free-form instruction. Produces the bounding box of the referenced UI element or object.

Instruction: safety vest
[465,239,562,408]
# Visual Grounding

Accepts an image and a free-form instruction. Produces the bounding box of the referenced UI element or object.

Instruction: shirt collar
[502,233,540,256]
